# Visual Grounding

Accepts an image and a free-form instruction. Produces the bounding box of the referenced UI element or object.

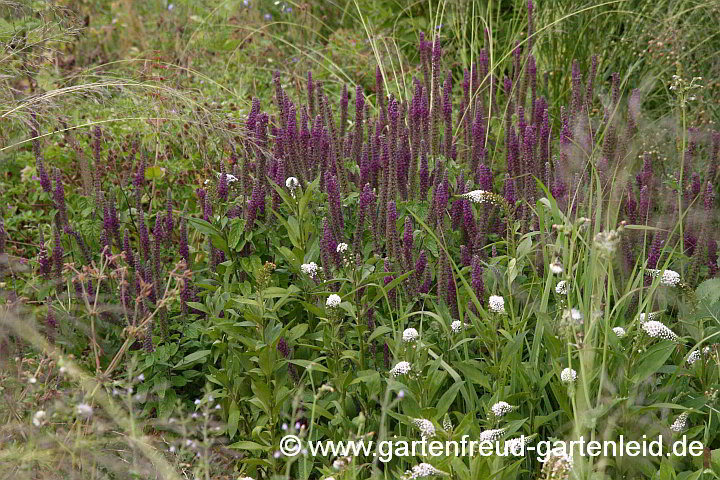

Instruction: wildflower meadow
[1,1,719,479]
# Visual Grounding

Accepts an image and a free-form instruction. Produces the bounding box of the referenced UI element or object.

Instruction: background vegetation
[1,0,719,479]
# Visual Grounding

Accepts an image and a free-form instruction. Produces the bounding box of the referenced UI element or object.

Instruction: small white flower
[549,262,564,274]
[194,399,202,405]
[402,328,419,342]
[412,418,436,439]
[404,463,446,479]
[32,410,47,426]
[670,412,689,432]
[137,374,145,381]
[645,269,681,286]
[612,327,626,338]
[491,401,514,417]
[461,190,495,204]
[29,377,37,384]
[570,308,583,322]
[560,368,577,383]
[505,436,529,456]
[687,350,702,365]
[169,446,176,453]
[479,428,506,442]
[285,176,299,190]
[326,294,342,308]
[300,262,319,278]
[442,414,453,432]
[397,390,405,398]
[336,243,348,253]
[555,280,568,295]
[390,361,412,377]
[76,403,93,418]
[450,320,466,333]
[641,320,678,341]
[489,295,505,314]
[638,311,664,323]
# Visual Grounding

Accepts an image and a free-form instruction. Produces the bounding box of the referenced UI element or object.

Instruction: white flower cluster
[76,403,93,418]
[217,172,238,183]
[390,361,412,378]
[687,346,712,365]
[404,463,446,479]
[412,418,436,439]
[549,262,564,274]
[641,320,678,341]
[336,243,348,253]
[301,262,319,278]
[285,176,299,190]
[612,327,626,338]
[326,294,342,308]
[442,414,453,432]
[461,190,496,204]
[645,269,681,286]
[670,412,689,433]
[560,368,577,383]
[450,320,468,333]
[555,280,568,295]
[638,311,661,322]
[491,401,514,417]
[505,436,529,456]
[32,410,47,426]
[489,295,505,314]
[479,428,506,442]
[403,328,419,343]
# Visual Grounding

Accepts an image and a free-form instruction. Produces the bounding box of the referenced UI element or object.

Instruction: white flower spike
[390,361,412,378]
[326,294,342,308]
[489,295,506,314]
[560,368,577,383]
[403,328,419,343]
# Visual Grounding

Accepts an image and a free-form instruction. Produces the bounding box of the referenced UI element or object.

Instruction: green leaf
[631,342,675,382]
[227,401,240,438]
[229,441,270,452]
[173,350,211,369]
[435,381,464,416]
[288,359,330,373]
[145,165,166,180]
[368,326,392,343]
[229,218,247,250]
[696,278,720,304]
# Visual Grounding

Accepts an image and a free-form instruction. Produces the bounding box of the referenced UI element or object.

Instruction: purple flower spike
[179,219,190,264]
[325,172,344,237]
[402,215,413,270]
[52,168,68,227]
[386,201,400,261]
[38,245,51,278]
[471,254,485,307]
[123,228,134,267]
[52,226,64,279]
[218,172,229,201]
[277,337,291,358]
[709,240,718,277]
